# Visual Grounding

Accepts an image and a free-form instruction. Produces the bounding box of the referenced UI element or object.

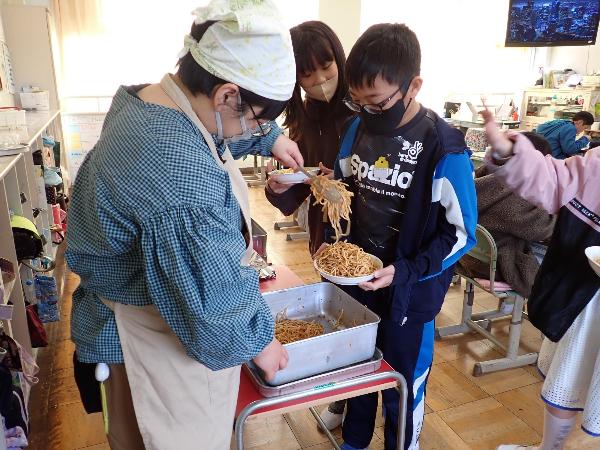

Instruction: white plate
[585,246,600,278]
[314,254,383,286]
[268,167,319,185]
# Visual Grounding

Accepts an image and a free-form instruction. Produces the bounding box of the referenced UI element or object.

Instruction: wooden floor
[27,186,597,450]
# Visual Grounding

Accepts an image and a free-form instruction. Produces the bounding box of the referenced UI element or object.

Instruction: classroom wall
[56,0,318,99]
[9,0,597,112]
[0,0,53,107]
[0,5,14,107]
[319,0,361,56]
[0,0,50,6]
[359,0,538,113]
[550,42,600,74]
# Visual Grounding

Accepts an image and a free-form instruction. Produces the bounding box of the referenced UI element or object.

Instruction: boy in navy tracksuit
[323,24,477,450]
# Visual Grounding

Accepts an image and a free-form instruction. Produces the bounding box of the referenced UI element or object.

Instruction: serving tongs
[298,165,343,204]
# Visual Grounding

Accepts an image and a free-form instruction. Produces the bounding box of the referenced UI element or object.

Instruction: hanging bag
[25,303,48,348]
[0,330,39,385]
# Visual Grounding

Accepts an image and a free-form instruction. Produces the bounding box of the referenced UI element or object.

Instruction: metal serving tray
[261,282,380,386]
[245,348,383,397]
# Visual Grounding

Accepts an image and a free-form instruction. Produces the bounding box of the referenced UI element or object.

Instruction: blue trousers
[342,318,434,450]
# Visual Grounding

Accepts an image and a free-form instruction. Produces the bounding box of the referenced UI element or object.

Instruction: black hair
[346,23,421,91]
[572,111,595,126]
[522,132,552,156]
[176,20,287,121]
[283,21,350,140]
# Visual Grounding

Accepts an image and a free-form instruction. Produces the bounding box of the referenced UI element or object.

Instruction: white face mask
[214,94,269,144]
[304,75,339,103]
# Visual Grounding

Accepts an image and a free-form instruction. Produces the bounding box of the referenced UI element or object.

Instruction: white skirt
[537,288,600,437]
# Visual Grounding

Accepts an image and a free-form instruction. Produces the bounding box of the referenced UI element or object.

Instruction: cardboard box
[19,90,50,111]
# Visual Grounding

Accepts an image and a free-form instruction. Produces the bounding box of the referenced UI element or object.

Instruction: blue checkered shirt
[66,86,279,370]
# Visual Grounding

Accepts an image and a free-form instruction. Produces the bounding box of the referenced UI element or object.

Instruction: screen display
[506,0,600,47]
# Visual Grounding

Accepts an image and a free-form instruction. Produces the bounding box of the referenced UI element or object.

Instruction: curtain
[49,0,318,103]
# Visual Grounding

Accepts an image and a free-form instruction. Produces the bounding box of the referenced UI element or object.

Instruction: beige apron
[103,74,258,450]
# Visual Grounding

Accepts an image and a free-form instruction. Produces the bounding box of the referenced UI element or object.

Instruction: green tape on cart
[314,382,335,390]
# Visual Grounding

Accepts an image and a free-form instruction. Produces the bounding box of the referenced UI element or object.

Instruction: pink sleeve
[485,134,599,215]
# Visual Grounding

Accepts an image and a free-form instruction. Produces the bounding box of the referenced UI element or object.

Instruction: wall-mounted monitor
[506,0,600,47]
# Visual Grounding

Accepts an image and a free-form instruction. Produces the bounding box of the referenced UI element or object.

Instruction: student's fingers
[279,352,289,370]
[267,177,293,194]
[281,345,289,364]
[319,162,333,174]
[480,109,493,122]
[359,266,393,291]
[481,110,512,157]
[272,135,304,169]
[372,276,392,290]
[262,366,276,382]
[313,243,330,258]
[318,163,334,179]
[359,274,394,291]
[359,281,375,291]
[373,265,395,279]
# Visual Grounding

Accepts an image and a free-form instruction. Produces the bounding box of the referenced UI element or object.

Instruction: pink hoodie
[485,134,600,342]
[486,134,599,225]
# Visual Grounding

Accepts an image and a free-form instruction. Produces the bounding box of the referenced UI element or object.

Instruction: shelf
[2,278,17,303]
[525,87,600,93]
[24,110,60,147]
[528,102,576,106]
[48,242,59,262]
[0,153,23,180]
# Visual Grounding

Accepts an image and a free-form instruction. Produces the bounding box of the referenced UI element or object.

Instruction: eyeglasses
[248,103,271,137]
[343,87,403,115]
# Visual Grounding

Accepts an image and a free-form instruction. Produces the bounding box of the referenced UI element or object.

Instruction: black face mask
[360,82,413,135]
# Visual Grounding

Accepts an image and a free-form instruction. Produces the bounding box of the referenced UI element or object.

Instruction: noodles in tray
[275,319,324,344]
[315,242,378,277]
[310,175,353,242]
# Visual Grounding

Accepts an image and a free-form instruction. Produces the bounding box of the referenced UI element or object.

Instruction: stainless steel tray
[245,348,383,397]
[262,282,380,385]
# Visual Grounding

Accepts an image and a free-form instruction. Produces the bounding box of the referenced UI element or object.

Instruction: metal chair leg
[309,407,340,450]
[286,231,309,241]
[436,282,538,375]
[473,353,538,376]
[435,281,474,339]
[274,220,297,230]
[506,296,524,359]
[471,295,538,375]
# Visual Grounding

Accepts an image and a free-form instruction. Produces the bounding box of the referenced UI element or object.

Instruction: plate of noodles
[585,246,600,278]
[314,242,383,285]
[268,167,319,184]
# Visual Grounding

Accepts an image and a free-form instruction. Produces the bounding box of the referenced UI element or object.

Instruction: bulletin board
[62,113,106,179]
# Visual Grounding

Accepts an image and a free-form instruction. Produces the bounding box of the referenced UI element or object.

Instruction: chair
[274,198,309,241]
[242,155,268,187]
[435,225,538,375]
